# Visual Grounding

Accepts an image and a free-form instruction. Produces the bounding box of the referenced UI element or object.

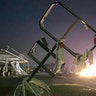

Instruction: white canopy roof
[0,49,28,64]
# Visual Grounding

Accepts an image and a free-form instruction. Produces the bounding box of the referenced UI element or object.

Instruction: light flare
[79,64,96,77]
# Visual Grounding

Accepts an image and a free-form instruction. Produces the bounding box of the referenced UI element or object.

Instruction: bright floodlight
[79,64,96,77]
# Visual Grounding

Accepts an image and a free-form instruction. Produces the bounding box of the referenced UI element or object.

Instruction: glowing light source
[81,20,86,25]
[79,64,96,77]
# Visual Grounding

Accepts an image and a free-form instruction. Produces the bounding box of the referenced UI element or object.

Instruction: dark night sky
[0,0,96,63]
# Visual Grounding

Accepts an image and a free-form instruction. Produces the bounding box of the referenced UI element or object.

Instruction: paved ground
[0,73,96,88]
[35,73,96,88]
[0,73,96,96]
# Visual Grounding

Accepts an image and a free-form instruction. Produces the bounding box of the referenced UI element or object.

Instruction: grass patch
[0,87,16,96]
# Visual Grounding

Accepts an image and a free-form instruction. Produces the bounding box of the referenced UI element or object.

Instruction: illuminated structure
[28,2,96,77]
[0,46,29,76]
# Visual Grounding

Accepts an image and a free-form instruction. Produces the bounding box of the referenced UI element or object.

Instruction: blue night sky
[0,0,96,63]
